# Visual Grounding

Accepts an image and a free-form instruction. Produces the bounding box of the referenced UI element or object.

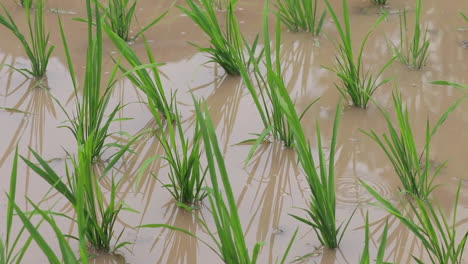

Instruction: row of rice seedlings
[104,0,168,42]
[389,0,429,70]
[0,0,54,78]
[272,58,352,248]
[359,213,388,264]
[58,0,123,162]
[370,0,388,6]
[361,181,468,263]
[240,2,315,159]
[178,0,258,75]
[275,0,326,35]
[362,91,460,199]
[324,0,395,108]
[153,103,208,205]
[103,26,176,120]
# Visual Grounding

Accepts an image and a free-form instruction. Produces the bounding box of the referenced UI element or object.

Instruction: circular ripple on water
[336,176,394,206]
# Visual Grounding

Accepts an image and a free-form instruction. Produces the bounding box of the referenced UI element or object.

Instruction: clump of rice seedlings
[241,2,315,159]
[275,0,326,35]
[359,213,388,264]
[361,91,460,199]
[178,0,257,75]
[103,26,176,120]
[370,0,387,5]
[153,104,208,205]
[361,181,468,264]
[22,137,135,252]
[0,0,54,78]
[324,0,395,108]
[389,0,429,69]
[104,0,167,42]
[142,97,299,263]
[58,0,122,161]
[274,64,352,249]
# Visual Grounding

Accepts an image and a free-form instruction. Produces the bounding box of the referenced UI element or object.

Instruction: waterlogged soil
[1,0,468,263]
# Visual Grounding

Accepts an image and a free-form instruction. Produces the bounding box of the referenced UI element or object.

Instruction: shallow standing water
[1,0,468,263]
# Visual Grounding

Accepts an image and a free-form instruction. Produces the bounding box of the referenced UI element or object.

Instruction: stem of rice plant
[275,0,326,35]
[361,91,461,199]
[389,0,430,69]
[152,103,208,205]
[361,180,468,263]
[178,0,256,75]
[324,0,395,108]
[0,0,54,78]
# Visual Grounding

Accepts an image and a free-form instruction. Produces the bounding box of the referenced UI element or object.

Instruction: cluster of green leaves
[153,105,208,205]
[324,0,394,108]
[104,0,167,42]
[0,0,54,78]
[362,181,468,264]
[389,0,430,69]
[178,0,257,75]
[275,0,326,35]
[362,92,460,199]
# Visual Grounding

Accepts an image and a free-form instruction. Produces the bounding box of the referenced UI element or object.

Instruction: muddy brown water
[1,0,468,263]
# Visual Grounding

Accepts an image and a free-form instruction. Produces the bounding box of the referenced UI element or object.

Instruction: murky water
[1,0,468,263]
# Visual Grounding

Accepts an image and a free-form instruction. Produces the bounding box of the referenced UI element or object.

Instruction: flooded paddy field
[1,0,468,263]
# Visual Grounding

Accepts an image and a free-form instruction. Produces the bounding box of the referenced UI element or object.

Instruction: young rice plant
[324,0,395,108]
[275,0,326,35]
[359,213,388,264]
[0,0,54,78]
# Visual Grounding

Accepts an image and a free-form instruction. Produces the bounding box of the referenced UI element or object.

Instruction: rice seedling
[275,0,326,35]
[370,0,387,5]
[0,0,54,78]
[324,0,395,108]
[152,104,208,205]
[213,0,238,11]
[141,97,299,263]
[361,91,461,199]
[104,0,168,42]
[273,66,352,248]
[178,0,258,75]
[103,26,176,120]
[389,0,430,69]
[240,2,316,160]
[58,0,123,162]
[359,213,388,264]
[361,181,468,264]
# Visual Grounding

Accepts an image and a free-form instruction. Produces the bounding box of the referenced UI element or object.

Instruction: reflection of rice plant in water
[324,0,395,108]
[178,0,259,75]
[0,0,54,78]
[151,103,208,206]
[105,0,167,42]
[389,0,430,69]
[103,27,176,120]
[275,0,326,35]
[240,2,315,158]
[361,181,468,264]
[58,0,123,162]
[359,213,388,264]
[361,91,460,199]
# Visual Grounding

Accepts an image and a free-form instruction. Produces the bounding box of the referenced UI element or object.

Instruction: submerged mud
[1,0,468,263]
